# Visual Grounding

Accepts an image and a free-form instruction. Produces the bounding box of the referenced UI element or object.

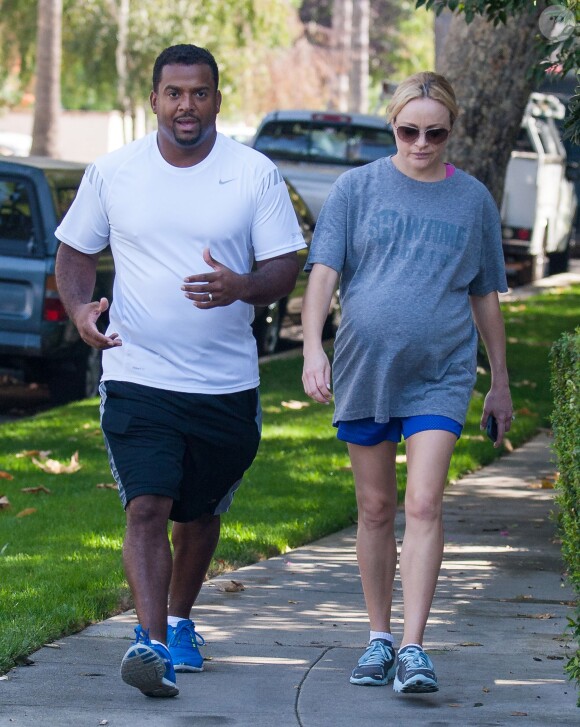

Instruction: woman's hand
[303,348,333,404]
[481,383,513,448]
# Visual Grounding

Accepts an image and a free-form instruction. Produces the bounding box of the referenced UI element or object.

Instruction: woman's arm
[301,263,339,404]
[470,291,513,448]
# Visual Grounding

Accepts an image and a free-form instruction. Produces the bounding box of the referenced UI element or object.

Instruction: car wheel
[548,234,572,275]
[254,300,283,356]
[47,346,102,404]
[83,346,102,398]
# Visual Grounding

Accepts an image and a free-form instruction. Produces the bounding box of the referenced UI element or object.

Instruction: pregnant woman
[301,71,513,694]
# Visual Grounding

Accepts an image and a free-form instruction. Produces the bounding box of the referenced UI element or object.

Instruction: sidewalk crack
[294,646,333,727]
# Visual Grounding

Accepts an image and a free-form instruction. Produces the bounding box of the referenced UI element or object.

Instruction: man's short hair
[152,44,219,92]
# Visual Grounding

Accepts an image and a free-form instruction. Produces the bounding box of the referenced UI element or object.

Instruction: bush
[550,327,580,703]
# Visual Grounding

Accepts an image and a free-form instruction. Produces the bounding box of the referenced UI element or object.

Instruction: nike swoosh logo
[219,178,236,184]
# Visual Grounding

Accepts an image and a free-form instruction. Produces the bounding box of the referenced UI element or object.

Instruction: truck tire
[254,300,284,356]
[47,346,102,404]
[548,239,572,276]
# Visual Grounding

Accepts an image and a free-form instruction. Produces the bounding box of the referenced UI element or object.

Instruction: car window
[0,177,37,256]
[255,120,395,165]
[54,186,80,222]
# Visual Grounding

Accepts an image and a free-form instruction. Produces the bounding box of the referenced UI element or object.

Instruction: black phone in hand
[486,415,498,442]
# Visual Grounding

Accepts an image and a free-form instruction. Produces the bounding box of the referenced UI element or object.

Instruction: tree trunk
[332,0,353,112]
[114,0,131,142]
[30,0,62,157]
[350,0,369,113]
[439,5,546,205]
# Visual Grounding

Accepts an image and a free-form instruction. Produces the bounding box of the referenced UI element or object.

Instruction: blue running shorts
[336,415,462,446]
[100,380,261,522]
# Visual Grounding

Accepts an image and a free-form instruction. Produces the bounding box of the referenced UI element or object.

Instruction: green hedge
[550,327,580,703]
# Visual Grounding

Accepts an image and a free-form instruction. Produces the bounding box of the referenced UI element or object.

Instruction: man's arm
[55,243,121,349]
[181,248,300,308]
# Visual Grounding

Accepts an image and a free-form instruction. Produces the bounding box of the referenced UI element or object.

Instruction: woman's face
[393,97,452,179]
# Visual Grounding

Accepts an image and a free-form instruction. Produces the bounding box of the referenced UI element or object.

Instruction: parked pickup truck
[500,92,577,284]
[0,156,114,403]
[252,109,396,220]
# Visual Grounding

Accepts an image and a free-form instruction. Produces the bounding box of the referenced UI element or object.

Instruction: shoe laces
[359,639,392,666]
[173,620,205,648]
[398,646,430,670]
[133,625,151,644]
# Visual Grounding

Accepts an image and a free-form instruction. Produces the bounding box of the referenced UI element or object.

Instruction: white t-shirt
[55,132,306,393]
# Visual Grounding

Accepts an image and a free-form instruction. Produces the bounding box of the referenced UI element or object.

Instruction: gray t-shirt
[306,156,508,426]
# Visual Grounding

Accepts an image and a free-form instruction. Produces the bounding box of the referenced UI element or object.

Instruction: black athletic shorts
[99,380,261,522]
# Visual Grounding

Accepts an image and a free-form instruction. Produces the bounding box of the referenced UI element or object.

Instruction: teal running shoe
[167,619,205,673]
[350,638,396,686]
[120,625,178,697]
[393,644,438,693]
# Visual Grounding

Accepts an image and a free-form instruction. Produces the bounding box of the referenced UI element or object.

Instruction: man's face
[150,63,221,165]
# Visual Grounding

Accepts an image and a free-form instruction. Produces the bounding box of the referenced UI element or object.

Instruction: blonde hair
[386,72,459,126]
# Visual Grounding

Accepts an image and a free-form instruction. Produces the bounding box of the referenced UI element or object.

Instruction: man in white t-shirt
[55,44,306,699]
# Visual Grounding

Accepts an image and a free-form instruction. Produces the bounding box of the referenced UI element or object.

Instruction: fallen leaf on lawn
[547,655,564,660]
[0,496,10,509]
[15,450,51,459]
[16,508,36,518]
[516,407,533,417]
[96,483,117,490]
[540,479,555,489]
[220,580,245,592]
[0,471,13,480]
[288,600,298,604]
[447,703,462,708]
[99,721,109,726]
[459,642,483,647]
[474,702,484,707]
[281,400,310,410]
[516,612,555,620]
[482,687,490,693]
[21,486,51,495]
[42,643,61,649]
[32,451,81,474]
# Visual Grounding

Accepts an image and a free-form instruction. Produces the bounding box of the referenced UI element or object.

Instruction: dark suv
[0,156,337,403]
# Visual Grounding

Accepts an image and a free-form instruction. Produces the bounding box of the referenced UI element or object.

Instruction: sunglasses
[394,125,450,145]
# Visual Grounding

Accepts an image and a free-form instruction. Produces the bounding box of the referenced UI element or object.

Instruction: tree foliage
[0,0,298,116]
[418,0,580,142]
[300,0,434,92]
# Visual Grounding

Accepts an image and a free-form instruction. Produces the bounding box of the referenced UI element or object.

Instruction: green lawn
[0,285,578,674]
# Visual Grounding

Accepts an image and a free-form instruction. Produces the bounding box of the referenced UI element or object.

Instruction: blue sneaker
[393,644,438,693]
[350,638,396,686]
[120,626,179,697]
[167,619,205,673]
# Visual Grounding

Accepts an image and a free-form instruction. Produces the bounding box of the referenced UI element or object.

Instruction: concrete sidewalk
[1,433,577,726]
